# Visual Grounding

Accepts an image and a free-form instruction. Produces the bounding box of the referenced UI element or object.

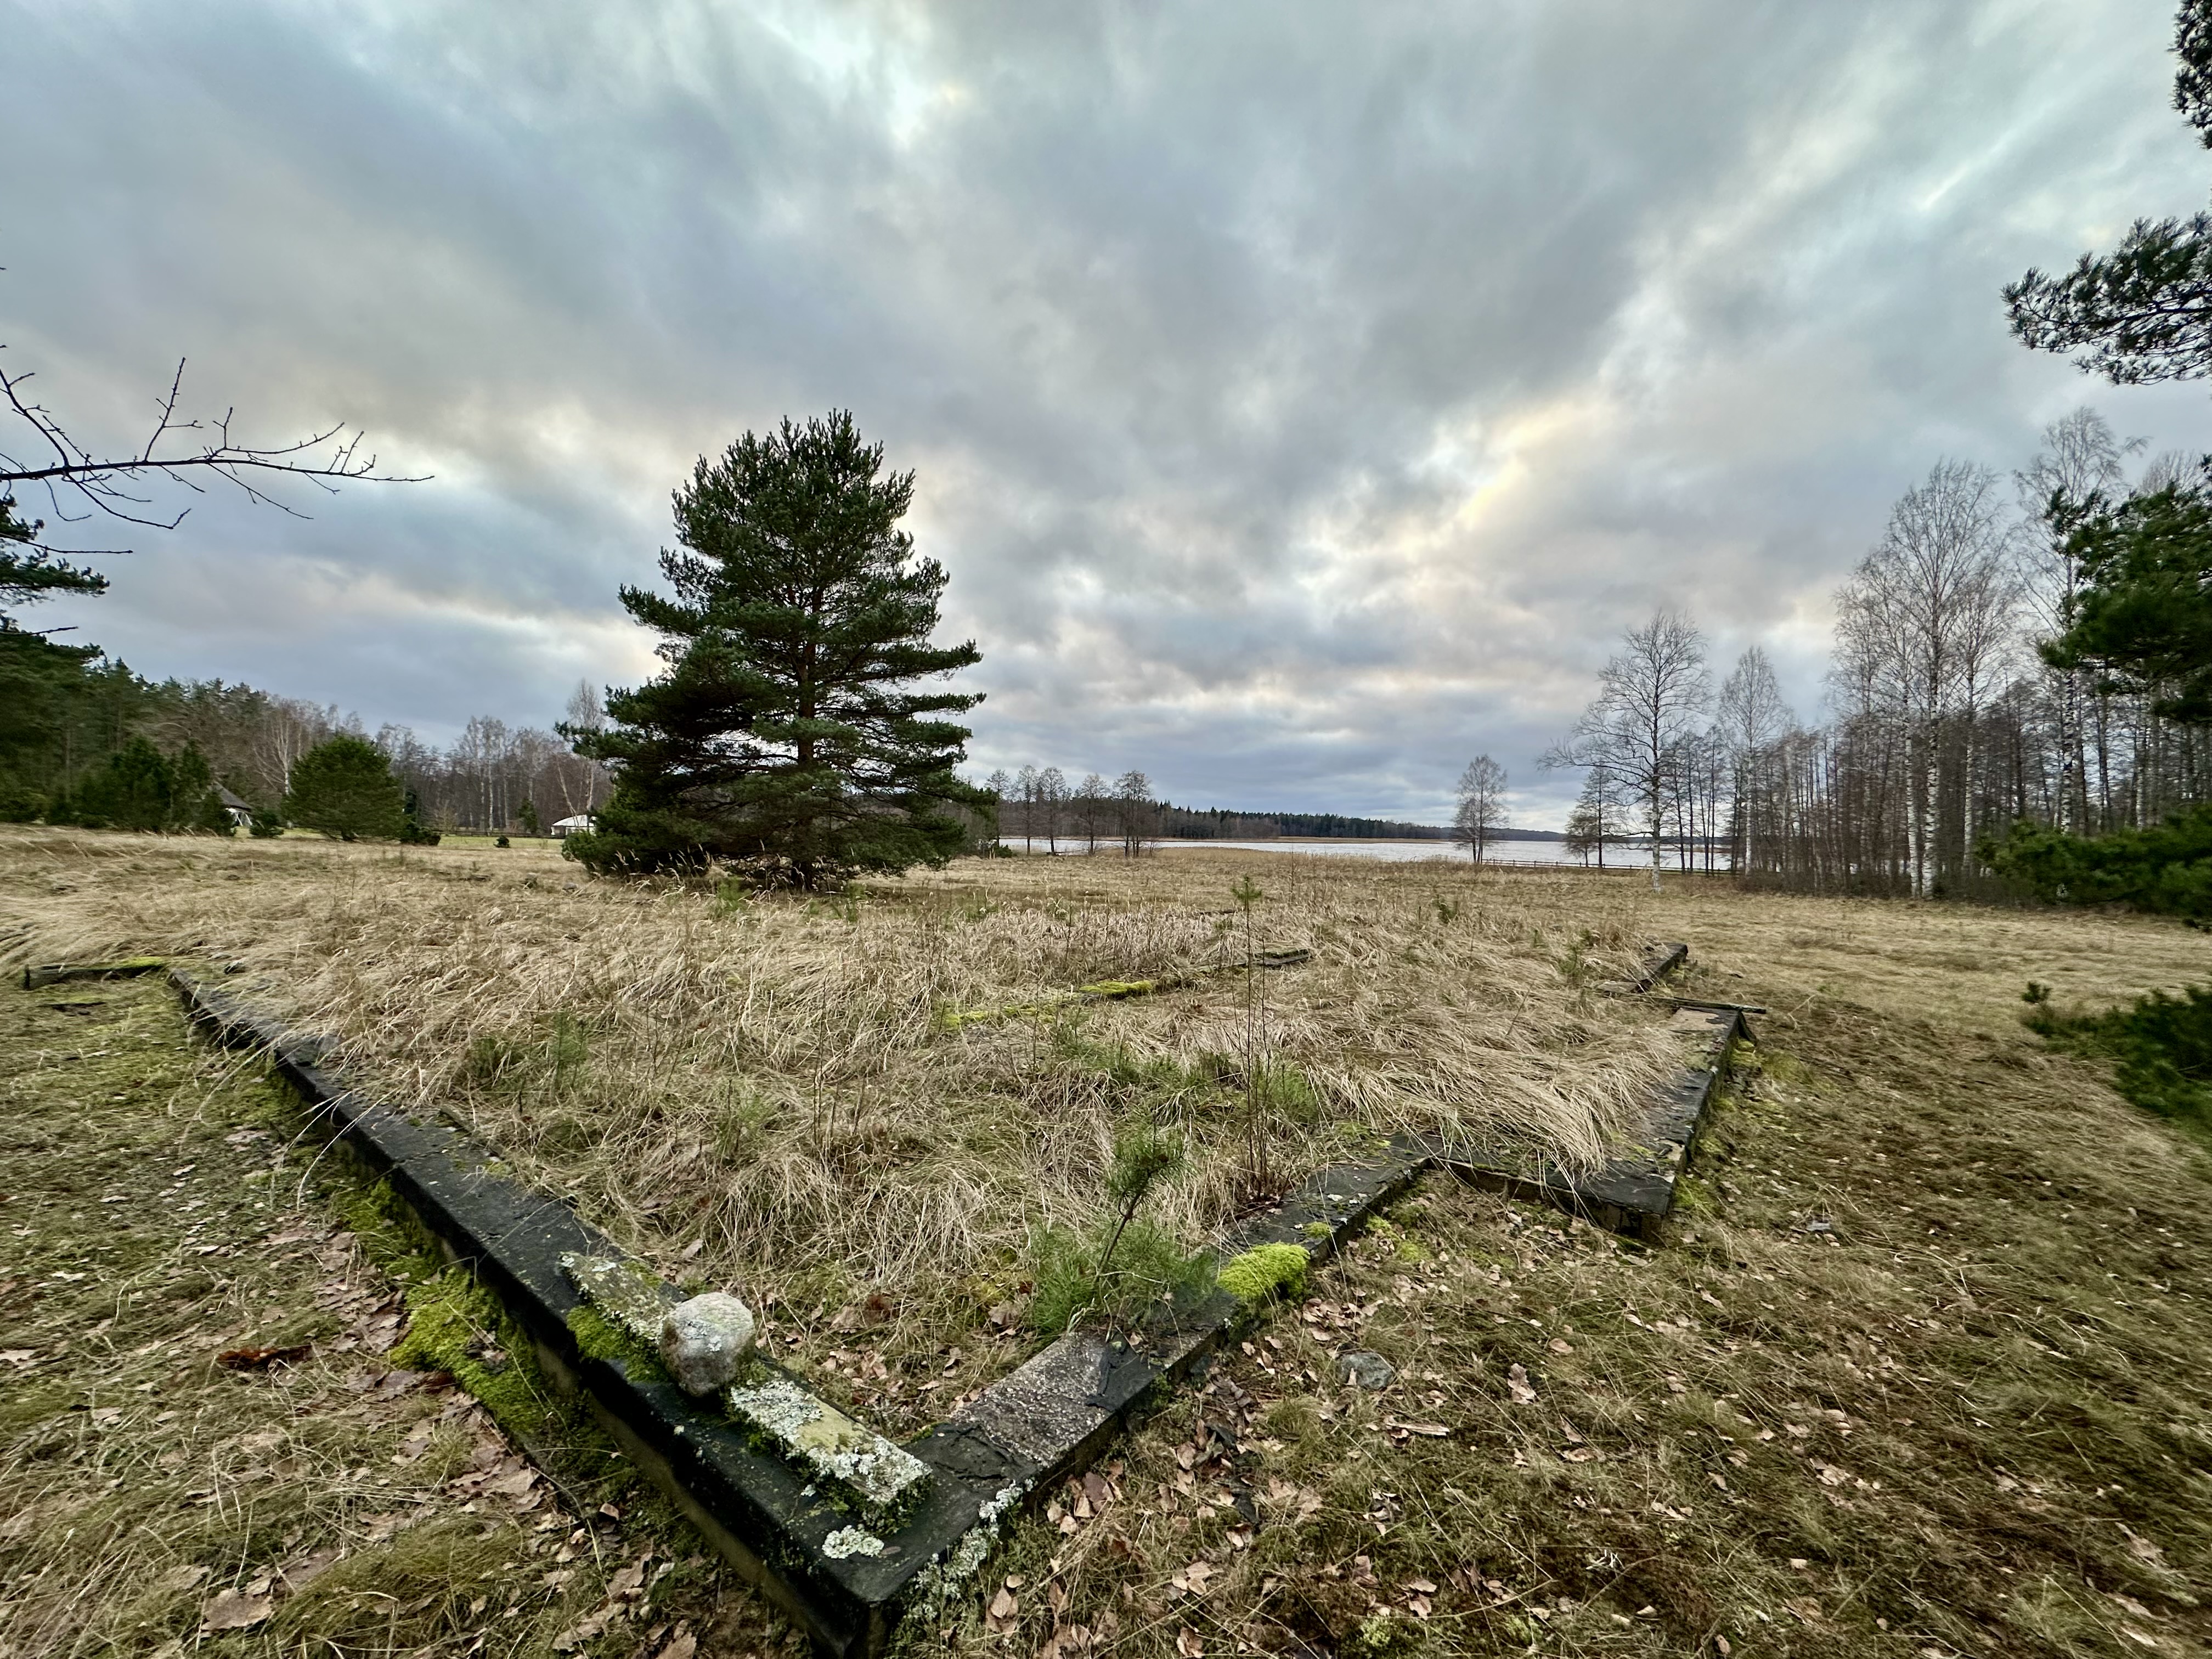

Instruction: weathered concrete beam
[22,956,169,990]
[163,930,1735,1656]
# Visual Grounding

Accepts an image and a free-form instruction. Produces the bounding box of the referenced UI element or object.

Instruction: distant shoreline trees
[1539,410,2212,900]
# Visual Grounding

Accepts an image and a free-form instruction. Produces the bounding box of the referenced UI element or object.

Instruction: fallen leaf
[278,1547,342,1590]
[1507,1363,1537,1405]
[157,1564,212,1593]
[1389,1418,1451,1438]
[1176,1627,1204,1657]
[659,1630,698,1659]
[200,1589,274,1632]
[1169,1560,1216,1595]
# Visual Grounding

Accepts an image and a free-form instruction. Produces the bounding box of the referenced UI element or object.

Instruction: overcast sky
[10,1,2212,826]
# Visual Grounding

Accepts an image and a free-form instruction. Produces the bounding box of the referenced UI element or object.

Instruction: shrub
[47,737,230,832]
[0,777,44,822]
[2028,984,2212,1128]
[1987,807,2212,919]
[249,807,285,838]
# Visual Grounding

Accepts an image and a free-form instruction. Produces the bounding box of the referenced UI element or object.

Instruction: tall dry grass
[0,830,1686,1406]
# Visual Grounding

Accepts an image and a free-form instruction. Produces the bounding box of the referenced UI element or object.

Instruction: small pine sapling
[1029,1120,1209,1334]
[1229,873,1272,1195]
[1094,1119,1184,1297]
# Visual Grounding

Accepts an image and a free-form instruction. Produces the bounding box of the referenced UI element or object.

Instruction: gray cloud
[10,0,2212,823]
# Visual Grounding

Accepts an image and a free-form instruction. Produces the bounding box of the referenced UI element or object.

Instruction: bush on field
[46,737,233,834]
[2028,982,2212,1126]
[1986,806,2212,920]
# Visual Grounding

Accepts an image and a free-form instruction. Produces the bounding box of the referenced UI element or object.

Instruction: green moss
[1301,1221,1334,1238]
[333,1176,443,1283]
[1216,1242,1310,1306]
[1075,979,1157,998]
[389,1267,557,1436]
[567,1304,669,1384]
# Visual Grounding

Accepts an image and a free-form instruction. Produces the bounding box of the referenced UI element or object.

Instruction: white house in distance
[551,815,596,839]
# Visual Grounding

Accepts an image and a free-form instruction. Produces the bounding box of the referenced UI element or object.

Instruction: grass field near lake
[4,828,2212,1655]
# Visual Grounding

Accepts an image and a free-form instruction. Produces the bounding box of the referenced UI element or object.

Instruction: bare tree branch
[0,346,427,543]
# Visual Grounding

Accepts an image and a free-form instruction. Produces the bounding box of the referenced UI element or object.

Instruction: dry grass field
[0,828,1690,1413]
[5,828,2212,1657]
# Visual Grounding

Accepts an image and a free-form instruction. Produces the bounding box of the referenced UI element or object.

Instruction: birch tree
[1716,646,1793,875]
[1552,611,1710,891]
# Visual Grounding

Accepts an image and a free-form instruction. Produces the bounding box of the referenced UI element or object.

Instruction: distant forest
[981,767,1564,845]
[0,627,608,833]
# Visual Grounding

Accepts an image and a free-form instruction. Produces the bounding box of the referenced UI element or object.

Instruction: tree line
[0,625,608,836]
[1544,408,2212,896]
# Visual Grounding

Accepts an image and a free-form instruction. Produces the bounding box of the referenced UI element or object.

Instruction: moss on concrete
[566,1302,669,1385]
[1216,1241,1309,1306]
[389,1267,558,1437]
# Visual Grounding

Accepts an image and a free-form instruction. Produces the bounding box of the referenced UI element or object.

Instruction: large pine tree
[569,412,984,885]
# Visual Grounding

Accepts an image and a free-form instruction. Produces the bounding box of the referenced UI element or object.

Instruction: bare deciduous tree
[2,341,421,543]
[1015,764,1040,853]
[1452,754,1509,862]
[1835,460,2017,894]
[1114,770,1153,857]
[1038,765,1067,854]
[1078,772,1108,853]
[1716,646,1794,876]
[2015,408,2140,832]
[1550,611,1710,891]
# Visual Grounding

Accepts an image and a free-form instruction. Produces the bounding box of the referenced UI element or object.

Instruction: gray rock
[1334,1349,1396,1390]
[659,1292,757,1395]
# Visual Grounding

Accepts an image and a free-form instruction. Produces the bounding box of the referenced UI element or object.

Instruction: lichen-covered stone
[660,1291,756,1395]
[560,1251,672,1344]
[821,1526,884,1560]
[726,1373,932,1515]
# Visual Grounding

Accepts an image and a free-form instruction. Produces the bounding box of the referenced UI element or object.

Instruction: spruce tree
[569,412,984,885]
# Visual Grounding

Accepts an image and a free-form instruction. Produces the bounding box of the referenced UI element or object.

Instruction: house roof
[217,785,253,810]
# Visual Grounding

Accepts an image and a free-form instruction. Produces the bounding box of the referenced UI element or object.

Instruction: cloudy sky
[9,1,2212,826]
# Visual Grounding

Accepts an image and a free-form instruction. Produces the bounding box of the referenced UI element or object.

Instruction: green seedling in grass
[1029,1120,1211,1333]
[1229,873,1274,1195]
